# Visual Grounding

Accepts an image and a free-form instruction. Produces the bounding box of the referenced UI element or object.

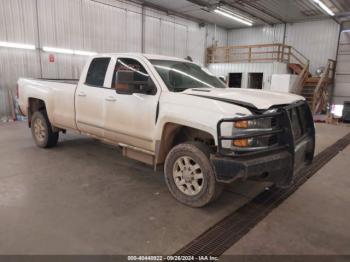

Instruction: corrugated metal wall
[208,62,288,90]
[227,24,284,45]
[0,0,41,119]
[285,19,340,74]
[0,0,222,118]
[143,7,207,63]
[206,24,228,48]
[227,20,340,74]
[334,31,350,105]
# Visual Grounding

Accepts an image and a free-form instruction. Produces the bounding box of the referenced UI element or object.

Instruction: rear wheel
[31,111,59,148]
[164,142,223,207]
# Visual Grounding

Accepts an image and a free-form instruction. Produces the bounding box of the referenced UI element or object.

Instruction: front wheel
[31,111,59,148]
[164,142,223,207]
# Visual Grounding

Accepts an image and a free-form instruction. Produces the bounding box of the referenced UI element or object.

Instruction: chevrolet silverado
[18,53,315,207]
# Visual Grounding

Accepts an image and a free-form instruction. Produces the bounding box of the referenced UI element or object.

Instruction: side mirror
[115,71,155,95]
[143,78,156,94]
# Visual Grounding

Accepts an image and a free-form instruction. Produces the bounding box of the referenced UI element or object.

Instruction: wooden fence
[206,43,309,66]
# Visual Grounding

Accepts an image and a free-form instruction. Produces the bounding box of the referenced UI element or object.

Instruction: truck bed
[18,77,78,130]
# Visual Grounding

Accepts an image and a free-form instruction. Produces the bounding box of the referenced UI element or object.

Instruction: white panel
[270,75,299,93]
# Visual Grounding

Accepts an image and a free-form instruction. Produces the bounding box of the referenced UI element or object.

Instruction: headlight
[232,118,276,148]
[234,119,273,129]
[234,120,249,129]
[232,138,253,147]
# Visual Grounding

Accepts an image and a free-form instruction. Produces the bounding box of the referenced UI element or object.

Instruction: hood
[183,88,305,110]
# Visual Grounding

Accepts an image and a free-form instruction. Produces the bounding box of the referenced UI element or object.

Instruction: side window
[85,57,111,87]
[112,58,156,95]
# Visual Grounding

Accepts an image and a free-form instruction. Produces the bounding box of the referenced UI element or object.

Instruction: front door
[103,57,160,151]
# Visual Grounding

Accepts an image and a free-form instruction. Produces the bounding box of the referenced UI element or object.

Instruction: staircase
[288,60,336,114]
[301,77,321,108]
[288,63,312,77]
[206,43,335,114]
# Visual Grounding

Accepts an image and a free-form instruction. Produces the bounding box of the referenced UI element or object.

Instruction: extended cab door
[75,57,112,137]
[103,57,161,151]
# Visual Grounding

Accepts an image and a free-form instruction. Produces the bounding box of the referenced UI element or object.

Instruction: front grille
[288,104,307,141]
[217,101,314,157]
[253,135,278,148]
[260,117,278,146]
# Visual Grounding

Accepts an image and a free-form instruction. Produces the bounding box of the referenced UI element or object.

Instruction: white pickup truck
[18,53,315,207]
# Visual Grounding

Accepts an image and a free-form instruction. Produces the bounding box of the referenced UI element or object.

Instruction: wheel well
[156,123,215,164]
[28,98,46,127]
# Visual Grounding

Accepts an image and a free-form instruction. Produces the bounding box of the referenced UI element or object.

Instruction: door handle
[77,91,86,97]
[105,96,117,102]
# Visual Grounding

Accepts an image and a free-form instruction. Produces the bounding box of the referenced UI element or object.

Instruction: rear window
[85,58,111,87]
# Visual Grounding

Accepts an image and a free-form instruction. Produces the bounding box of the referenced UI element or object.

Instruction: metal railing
[206,43,309,66]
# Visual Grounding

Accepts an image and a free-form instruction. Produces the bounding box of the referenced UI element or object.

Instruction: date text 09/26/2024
[127,255,219,261]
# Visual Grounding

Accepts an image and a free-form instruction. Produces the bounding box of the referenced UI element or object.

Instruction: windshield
[150,60,226,92]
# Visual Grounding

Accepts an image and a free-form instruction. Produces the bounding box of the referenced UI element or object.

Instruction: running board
[119,143,155,166]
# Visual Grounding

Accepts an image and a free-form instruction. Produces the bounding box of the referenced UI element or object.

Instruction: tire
[164,142,223,207]
[31,111,59,148]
